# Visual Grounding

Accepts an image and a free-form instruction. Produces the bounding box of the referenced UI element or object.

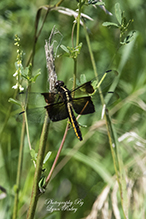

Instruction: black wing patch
[72,96,95,115]
[73,81,94,94]
[45,102,68,121]
[41,92,56,104]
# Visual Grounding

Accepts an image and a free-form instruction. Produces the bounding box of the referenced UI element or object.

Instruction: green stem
[83,14,128,218]
[27,0,65,67]
[72,0,82,91]
[12,117,25,219]
[105,111,128,219]
[82,20,104,106]
[76,1,81,47]
[0,89,18,138]
[72,59,77,93]
[83,18,126,214]
[26,115,49,219]
[82,21,97,78]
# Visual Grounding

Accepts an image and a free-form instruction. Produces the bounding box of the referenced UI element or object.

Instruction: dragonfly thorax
[54,80,72,103]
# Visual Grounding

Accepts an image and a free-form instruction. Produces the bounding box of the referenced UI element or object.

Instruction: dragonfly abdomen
[67,102,83,141]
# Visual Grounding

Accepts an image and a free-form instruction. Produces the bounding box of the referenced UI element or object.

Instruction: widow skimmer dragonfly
[19,70,117,141]
[41,80,95,141]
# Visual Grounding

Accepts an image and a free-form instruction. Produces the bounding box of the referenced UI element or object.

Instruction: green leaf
[115,3,122,25]
[102,22,119,27]
[88,0,105,6]
[30,149,37,162]
[38,176,46,193]
[95,1,105,6]
[121,12,127,27]
[21,68,41,84]
[120,30,136,45]
[33,71,41,82]
[60,45,69,53]
[64,149,114,186]
[43,151,52,164]
[8,98,21,106]
[60,43,82,59]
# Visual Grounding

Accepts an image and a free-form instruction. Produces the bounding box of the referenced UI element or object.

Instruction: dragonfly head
[55,80,64,89]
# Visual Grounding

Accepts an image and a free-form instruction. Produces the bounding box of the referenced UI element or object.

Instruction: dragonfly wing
[17,107,47,124]
[41,92,56,104]
[72,81,94,95]
[72,97,95,115]
[45,102,68,121]
[71,70,118,96]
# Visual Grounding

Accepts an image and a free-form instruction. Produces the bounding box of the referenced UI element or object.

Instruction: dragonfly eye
[55,80,64,88]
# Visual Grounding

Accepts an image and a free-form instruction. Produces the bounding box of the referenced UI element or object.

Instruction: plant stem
[82,20,104,106]
[27,0,64,66]
[44,123,69,187]
[26,115,49,219]
[83,16,128,219]
[12,117,25,219]
[76,1,81,47]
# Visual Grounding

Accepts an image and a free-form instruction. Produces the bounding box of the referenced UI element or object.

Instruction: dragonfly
[19,70,117,141]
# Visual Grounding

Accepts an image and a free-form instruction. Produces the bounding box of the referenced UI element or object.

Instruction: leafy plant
[0,0,146,219]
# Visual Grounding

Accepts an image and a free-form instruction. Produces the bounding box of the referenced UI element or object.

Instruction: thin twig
[44,123,69,187]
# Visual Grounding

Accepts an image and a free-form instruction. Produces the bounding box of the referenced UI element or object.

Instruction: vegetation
[0,0,146,218]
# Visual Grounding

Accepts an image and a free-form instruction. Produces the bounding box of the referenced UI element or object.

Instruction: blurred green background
[0,0,146,218]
